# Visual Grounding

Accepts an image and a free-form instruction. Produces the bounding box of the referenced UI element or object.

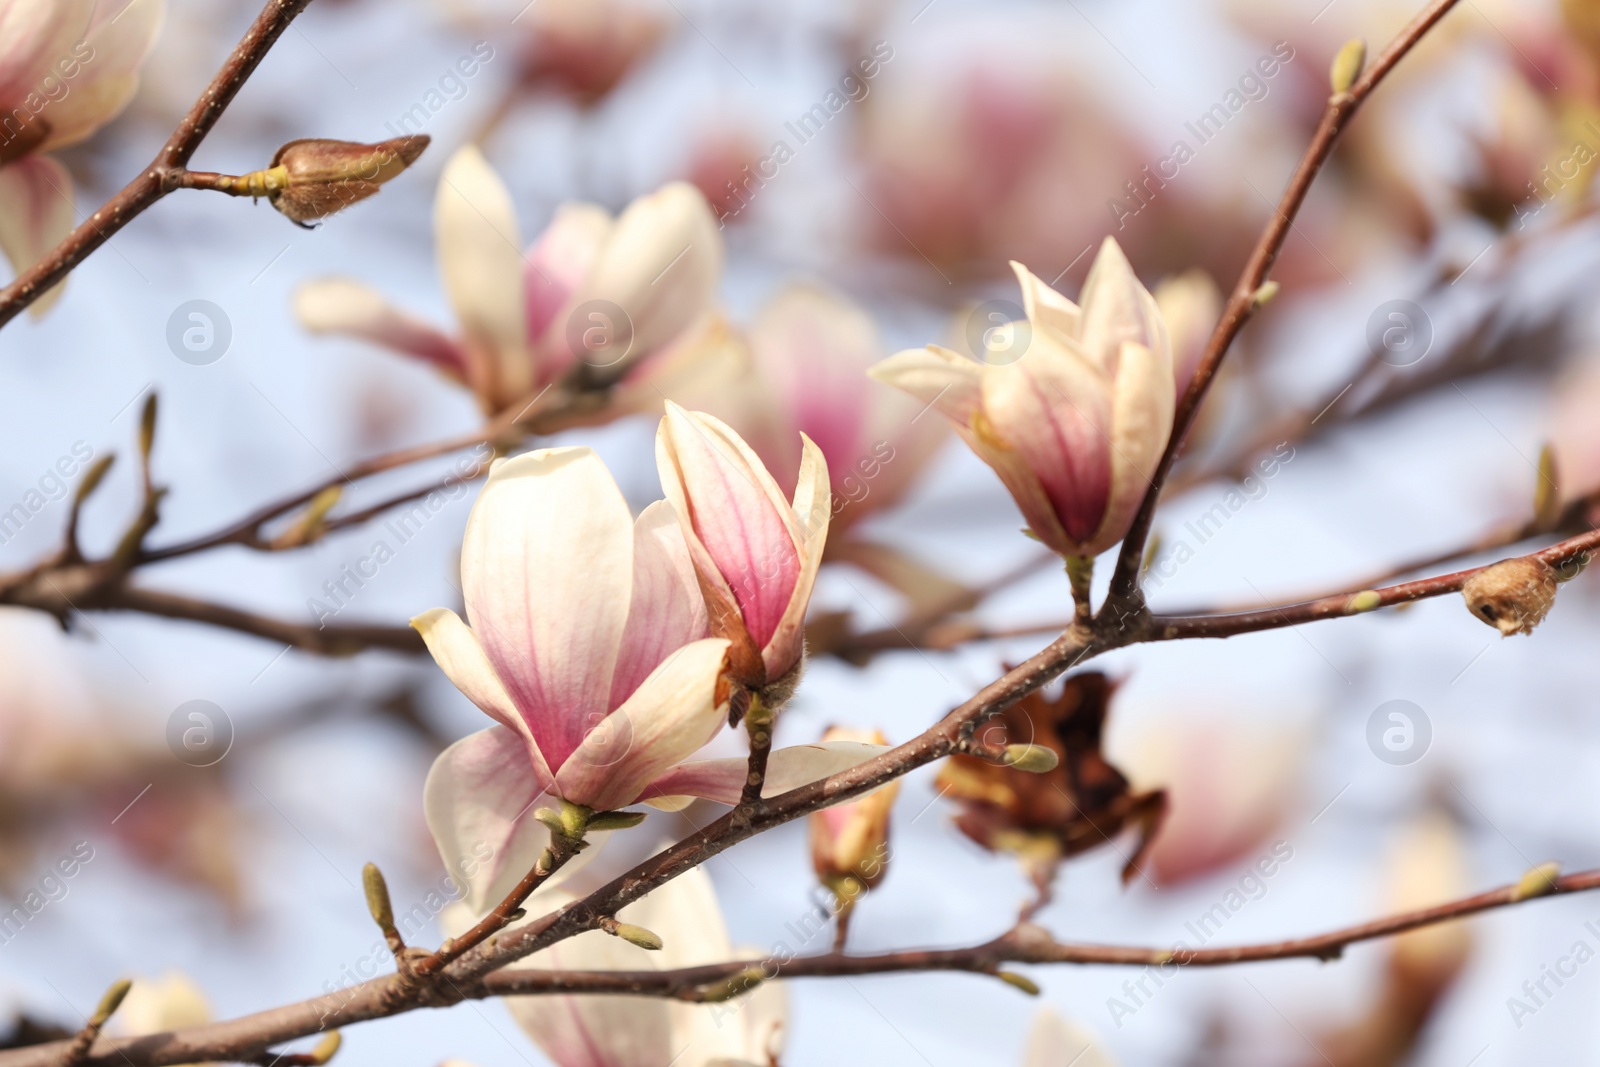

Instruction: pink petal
[762,433,828,680]
[750,285,876,498]
[982,344,1113,547]
[524,201,612,374]
[609,500,710,709]
[461,448,633,773]
[640,740,888,805]
[555,637,729,811]
[295,277,467,378]
[657,404,800,652]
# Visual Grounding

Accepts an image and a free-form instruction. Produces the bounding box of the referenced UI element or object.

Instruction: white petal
[461,447,634,773]
[502,866,732,1067]
[1076,237,1166,376]
[564,181,723,363]
[0,156,75,314]
[424,726,556,915]
[435,146,529,403]
[1010,260,1083,346]
[1023,1009,1116,1067]
[868,345,983,427]
[1089,340,1174,555]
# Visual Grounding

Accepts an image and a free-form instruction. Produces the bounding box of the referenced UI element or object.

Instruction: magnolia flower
[1023,1009,1115,1067]
[419,445,881,906]
[296,146,722,413]
[439,867,783,1067]
[0,0,164,313]
[1120,714,1303,887]
[870,237,1174,559]
[517,0,668,103]
[656,403,829,694]
[810,725,899,917]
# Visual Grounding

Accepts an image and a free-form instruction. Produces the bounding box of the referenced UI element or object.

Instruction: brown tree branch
[1107,0,1465,607]
[0,0,320,326]
[4,849,1592,1067]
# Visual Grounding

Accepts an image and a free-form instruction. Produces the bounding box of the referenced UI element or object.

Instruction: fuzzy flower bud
[809,727,899,909]
[223,136,430,225]
[1461,556,1558,636]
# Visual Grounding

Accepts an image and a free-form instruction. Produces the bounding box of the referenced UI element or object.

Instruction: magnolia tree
[2,0,1599,1063]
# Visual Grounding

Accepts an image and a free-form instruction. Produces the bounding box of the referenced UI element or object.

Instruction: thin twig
[0,0,320,326]
[1107,0,1465,607]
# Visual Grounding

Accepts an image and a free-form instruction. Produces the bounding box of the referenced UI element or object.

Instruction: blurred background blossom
[4,0,1600,1064]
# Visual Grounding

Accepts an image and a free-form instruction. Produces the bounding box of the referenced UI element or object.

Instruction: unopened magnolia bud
[1534,444,1563,530]
[810,727,899,903]
[138,393,158,460]
[1002,744,1060,773]
[92,979,133,1025]
[698,967,766,1003]
[1346,589,1382,614]
[586,810,648,832]
[559,800,593,837]
[1512,861,1562,901]
[1330,38,1367,94]
[362,862,395,932]
[1462,557,1558,636]
[309,1031,342,1065]
[609,922,664,951]
[233,135,429,225]
[995,971,1040,996]
[1251,280,1280,307]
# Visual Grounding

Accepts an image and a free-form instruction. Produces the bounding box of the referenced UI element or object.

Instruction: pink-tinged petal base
[555,637,729,811]
[981,340,1113,548]
[608,500,709,709]
[295,277,467,378]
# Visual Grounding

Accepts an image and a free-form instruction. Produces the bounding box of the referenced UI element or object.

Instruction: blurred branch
[0,374,608,655]
[1109,0,1465,607]
[0,0,319,326]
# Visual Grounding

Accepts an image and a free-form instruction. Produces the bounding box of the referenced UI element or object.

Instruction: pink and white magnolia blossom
[869,237,1175,559]
[296,145,723,413]
[438,867,784,1067]
[655,402,829,692]
[419,445,881,905]
[0,0,164,313]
